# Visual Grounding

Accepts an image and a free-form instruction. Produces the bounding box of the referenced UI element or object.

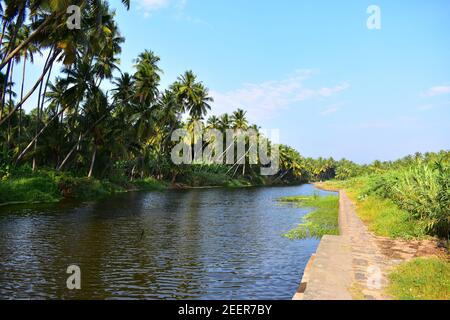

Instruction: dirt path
[298,188,441,300]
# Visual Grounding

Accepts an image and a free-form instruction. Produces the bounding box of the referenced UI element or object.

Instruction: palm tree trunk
[131,165,136,181]
[88,145,97,178]
[15,104,69,164]
[19,55,27,142]
[0,60,12,118]
[0,21,8,58]
[57,112,110,171]
[33,72,45,171]
[7,61,14,145]
[0,51,57,126]
[58,133,83,171]
[32,49,54,171]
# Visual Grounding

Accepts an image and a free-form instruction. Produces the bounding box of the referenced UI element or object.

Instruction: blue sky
[17,0,450,163]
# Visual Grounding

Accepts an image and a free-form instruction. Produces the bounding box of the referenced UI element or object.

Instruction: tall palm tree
[206,115,220,129]
[219,113,231,132]
[134,50,161,105]
[231,108,248,130]
[172,71,213,119]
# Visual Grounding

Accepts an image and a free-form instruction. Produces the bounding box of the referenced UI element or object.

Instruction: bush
[366,162,450,238]
[57,175,123,200]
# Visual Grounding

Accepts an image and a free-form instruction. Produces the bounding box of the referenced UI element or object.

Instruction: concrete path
[294,190,441,300]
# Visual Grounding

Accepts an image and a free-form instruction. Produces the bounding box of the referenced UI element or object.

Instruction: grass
[130,177,168,191]
[387,257,450,300]
[278,194,339,239]
[321,178,428,239]
[0,175,61,204]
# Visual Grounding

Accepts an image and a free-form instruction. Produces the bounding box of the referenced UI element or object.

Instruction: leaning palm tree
[0,0,131,70]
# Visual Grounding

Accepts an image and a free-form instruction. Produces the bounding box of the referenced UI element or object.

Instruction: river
[0,184,335,300]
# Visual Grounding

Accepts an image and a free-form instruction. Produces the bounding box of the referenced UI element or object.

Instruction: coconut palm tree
[172,71,213,119]
[219,113,231,131]
[134,50,161,105]
[206,115,220,129]
[231,108,248,130]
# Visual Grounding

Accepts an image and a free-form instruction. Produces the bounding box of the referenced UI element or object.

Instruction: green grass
[322,178,428,239]
[387,257,450,300]
[278,194,339,239]
[0,175,61,204]
[131,177,168,191]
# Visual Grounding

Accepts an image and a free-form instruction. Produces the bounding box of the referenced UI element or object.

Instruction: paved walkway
[294,189,441,300]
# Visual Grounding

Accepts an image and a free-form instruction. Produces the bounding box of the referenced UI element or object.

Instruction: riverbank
[0,167,303,207]
[0,169,168,207]
[297,182,449,300]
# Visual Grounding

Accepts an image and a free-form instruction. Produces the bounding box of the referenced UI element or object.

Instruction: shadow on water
[0,184,335,300]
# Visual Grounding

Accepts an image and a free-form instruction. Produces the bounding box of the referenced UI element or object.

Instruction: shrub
[366,162,450,238]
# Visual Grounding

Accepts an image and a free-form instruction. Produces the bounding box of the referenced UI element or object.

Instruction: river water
[0,184,335,300]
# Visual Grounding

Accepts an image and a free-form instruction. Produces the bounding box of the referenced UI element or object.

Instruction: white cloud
[421,85,450,97]
[137,0,171,11]
[418,101,450,110]
[320,102,346,116]
[358,122,392,129]
[210,71,349,121]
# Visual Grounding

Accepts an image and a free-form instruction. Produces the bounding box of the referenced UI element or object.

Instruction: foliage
[365,162,450,238]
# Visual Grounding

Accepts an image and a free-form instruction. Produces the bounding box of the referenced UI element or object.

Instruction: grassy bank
[322,161,449,239]
[321,178,429,239]
[0,168,168,206]
[387,257,450,300]
[278,194,339,239]
[0,166,281,206]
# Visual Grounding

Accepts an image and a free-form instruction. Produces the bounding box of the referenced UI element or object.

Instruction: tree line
[0,1,448,190]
